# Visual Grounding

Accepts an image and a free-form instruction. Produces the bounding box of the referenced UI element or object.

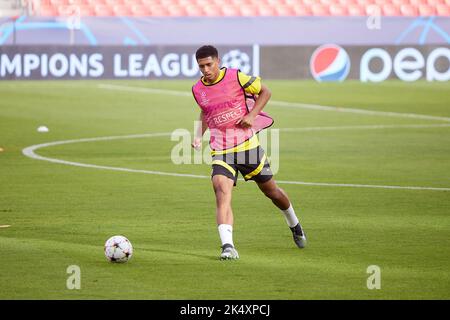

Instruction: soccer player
[191,45,306,260]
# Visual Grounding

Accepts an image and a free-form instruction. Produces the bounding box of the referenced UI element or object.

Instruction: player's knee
[214,188,232,209]
[214,188,229,198]
[213,183,232,197]
[263,187,282,200]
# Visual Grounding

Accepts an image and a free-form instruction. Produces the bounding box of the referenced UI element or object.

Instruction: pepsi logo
[310,44,351,82]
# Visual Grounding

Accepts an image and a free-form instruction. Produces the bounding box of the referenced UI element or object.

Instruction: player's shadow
[139,247,219,261]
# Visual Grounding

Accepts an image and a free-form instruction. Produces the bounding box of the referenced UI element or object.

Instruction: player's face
[197,56,220,83]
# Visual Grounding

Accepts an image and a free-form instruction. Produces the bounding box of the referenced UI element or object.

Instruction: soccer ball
[222,49,251,74]
[104,235,133,263]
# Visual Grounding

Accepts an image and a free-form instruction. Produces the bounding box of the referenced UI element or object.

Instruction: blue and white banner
[0,45,258,79]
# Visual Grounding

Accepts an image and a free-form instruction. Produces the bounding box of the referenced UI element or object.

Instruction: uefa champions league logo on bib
[221,50,251,74]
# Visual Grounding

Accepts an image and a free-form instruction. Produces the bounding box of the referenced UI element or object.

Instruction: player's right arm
[192,111,207,150]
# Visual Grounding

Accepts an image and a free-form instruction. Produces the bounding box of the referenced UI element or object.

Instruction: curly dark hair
[195,45,219,61]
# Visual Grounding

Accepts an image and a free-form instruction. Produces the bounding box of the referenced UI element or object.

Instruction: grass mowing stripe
[22,127,450,191]
[97,83,450,123]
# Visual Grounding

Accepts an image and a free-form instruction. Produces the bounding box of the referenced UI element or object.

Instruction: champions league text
[0,53,200,78]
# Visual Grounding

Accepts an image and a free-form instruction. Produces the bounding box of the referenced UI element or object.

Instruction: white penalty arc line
[22,133,206,180]
[22,127,450,192]
[97,83,450,123]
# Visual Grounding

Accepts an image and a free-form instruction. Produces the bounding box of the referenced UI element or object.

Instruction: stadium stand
[0,0,24,17]
[6,0,450,17]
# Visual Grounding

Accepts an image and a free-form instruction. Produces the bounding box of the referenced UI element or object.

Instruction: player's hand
[191,138,202,150]
[236,114,255,128]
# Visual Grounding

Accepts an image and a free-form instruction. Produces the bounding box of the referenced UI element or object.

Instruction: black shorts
[211,145,273,186]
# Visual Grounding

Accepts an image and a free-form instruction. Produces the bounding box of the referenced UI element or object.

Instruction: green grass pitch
[0,80,449,299]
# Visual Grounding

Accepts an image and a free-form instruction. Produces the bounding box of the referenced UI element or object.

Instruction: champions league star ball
[104,235,133,263]
[221,49,251,73]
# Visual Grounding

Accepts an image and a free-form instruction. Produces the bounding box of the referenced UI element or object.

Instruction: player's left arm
[236,83,272,128]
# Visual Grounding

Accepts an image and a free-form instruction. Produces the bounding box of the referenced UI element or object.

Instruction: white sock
[281,204,299,228]
[218,224,234,247]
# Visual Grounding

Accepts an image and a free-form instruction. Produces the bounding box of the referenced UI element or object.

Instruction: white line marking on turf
[22,128,450,192]
[22,133,206,179]
[97,83,450,123]
[271,101,450,123]
[98,83,191,97]
[274,181,450,191]
[280,124,450,132]
[0,225,11,228]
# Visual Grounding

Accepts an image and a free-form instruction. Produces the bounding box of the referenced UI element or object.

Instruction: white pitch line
[97,83,450,123]
[280,124,450,132]
[271,100,450,123]
[98,83,191,97]
[21,133,207,179]
[275,180,450,191]
[22,128,450,192]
